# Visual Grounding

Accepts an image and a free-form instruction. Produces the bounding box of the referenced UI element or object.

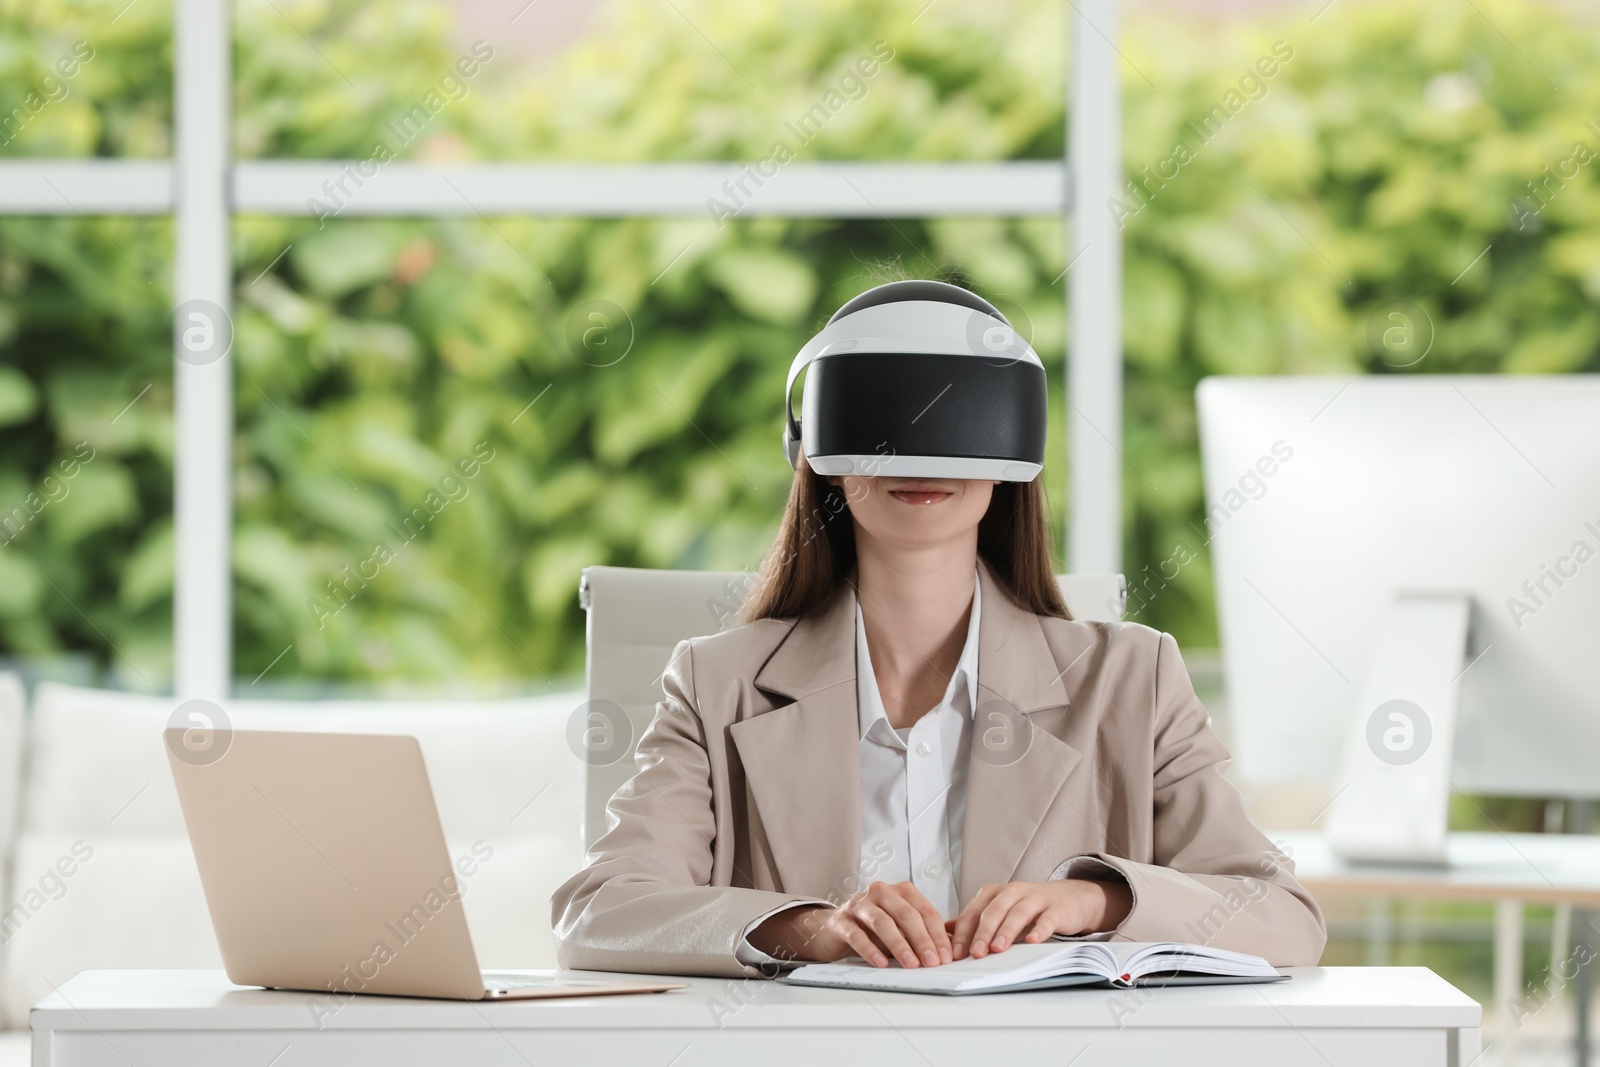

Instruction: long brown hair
[737,455,1072,623]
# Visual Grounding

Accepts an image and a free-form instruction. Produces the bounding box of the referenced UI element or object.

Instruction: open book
[780,941,1288,995]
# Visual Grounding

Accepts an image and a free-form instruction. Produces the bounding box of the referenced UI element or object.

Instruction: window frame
[0,0,1125,696]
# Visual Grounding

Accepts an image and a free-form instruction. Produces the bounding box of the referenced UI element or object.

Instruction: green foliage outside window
[1,0,1596,690]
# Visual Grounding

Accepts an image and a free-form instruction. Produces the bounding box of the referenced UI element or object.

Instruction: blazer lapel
[730,582,862,902]
[959,559,1082,906]
[728,561,1084,910]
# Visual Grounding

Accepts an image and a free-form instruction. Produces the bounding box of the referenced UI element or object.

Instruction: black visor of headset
[802,350,1047,469]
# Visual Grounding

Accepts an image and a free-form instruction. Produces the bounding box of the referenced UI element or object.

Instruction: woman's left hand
[945,879,1133,960]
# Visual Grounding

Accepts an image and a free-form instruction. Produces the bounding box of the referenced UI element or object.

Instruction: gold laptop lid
[167,728,489,1001]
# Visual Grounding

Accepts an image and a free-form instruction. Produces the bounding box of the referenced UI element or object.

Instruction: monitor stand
[1326,592,1471,865]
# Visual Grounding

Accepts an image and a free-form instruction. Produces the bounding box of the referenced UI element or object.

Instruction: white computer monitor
[1197,375,1600,857]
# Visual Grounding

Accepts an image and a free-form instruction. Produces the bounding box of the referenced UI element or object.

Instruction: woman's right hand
[750,881,954,968]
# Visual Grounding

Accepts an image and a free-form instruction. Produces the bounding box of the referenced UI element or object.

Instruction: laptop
[166,728,684,1001]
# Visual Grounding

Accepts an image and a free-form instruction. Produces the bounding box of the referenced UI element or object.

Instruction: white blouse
[853,569,980,919]
[736,571,981,966]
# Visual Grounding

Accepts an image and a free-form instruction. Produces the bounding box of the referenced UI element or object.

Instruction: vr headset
[782,280,1047,482]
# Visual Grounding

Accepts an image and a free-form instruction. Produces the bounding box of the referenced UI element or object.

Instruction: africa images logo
[705,41,896,228]
[1505,517,1600,630]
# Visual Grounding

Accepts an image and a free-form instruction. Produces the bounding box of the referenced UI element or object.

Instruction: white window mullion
[231,160,1066,216]
[0,160,1072,220]
[173,0,232,698]
[1068,0,1124,574]
[0,161,171,213]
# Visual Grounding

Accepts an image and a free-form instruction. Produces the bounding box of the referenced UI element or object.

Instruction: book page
[1108,942,1279,980]
[786,942,1118,993]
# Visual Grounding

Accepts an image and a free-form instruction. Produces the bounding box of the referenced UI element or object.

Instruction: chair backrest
[0,673,24,868]
[0,670,24,1018]
[579,567,1126,848]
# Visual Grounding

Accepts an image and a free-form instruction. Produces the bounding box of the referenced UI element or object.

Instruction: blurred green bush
[1,0,1596,688]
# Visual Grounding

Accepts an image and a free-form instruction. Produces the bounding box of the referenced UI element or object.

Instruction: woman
[551,281,1326,978]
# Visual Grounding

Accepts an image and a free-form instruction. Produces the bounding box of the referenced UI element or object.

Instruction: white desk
[1275,830,1600,1065]
[32,967,1479,1067]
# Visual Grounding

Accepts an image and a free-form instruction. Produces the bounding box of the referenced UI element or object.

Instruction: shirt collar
[855,567,982,741]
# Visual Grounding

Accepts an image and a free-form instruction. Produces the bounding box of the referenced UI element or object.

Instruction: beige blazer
[551,558,1327,977]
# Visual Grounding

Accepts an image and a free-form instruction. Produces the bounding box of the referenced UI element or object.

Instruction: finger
[876,895,934,966]
[1023,905,1066,943]
[840,921,889,968]
[992,896,1050,952]
[943,915,967,959]
[950,885,1001,959]
[915,898,955,965]
[954,885,1004,957]
[875,891,941,967]
[970,888,1023,957]
[950,886,1000,959]
[856,903,919,969]
[894,883,954,964]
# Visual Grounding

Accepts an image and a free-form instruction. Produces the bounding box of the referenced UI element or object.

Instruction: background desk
[1276,830,1600,1066]
[32,967,1479,1067]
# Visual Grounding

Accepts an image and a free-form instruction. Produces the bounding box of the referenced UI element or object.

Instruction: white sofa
[0,675,587,1042]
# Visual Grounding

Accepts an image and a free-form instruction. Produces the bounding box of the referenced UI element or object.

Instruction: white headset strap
[782,342,825,464]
